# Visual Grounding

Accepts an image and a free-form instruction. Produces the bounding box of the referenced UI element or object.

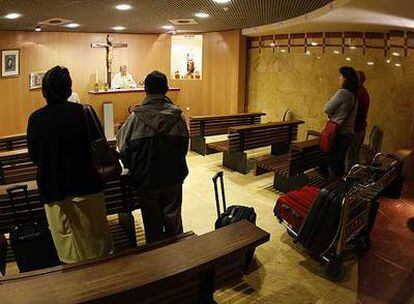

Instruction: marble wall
[246,47,414,153]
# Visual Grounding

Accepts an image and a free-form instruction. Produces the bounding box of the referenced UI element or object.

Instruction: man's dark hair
[339,66,359,94]
[144,70,168,95]
[42,66,72,104]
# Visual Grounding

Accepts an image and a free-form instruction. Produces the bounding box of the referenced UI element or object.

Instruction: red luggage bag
[274,186,319,232]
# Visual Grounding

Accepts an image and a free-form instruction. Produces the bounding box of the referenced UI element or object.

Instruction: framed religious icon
[29,71,46,90]
[1,49,20,78]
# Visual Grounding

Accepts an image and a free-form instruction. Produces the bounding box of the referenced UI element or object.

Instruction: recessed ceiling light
[270,42,276,47]
[311,42,318,46]
[162,25,174,30]
[113,26,125,31]
[280,49,287,53]
[346,57,351,61]
[333,50,340,54]
[367,61,374,66]
[5,13,21,19]
[349,46,356,50]
[66,23,80,28]
[392,52,400,57]
[386,59,391,63]
[304,51,311,55]
[214,0,231,3]
[115,4,132,10]
[395,63,402,67]
[195,12,210,18]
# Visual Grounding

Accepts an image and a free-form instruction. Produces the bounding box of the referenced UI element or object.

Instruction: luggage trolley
[279,153,401,280]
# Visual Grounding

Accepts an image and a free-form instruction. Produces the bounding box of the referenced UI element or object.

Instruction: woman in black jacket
[27,66,113,264]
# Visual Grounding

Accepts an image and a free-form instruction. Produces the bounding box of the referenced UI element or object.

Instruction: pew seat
[0,221,270,304]
[189,112,265,155]
[219,120,304,174]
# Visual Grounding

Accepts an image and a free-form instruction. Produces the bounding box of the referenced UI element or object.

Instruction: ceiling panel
[0,0,333,33]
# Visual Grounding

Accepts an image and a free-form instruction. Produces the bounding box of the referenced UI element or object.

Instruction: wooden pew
[189,112,266,155]
[210,120,304,174]
[0,149,36,185]
[0,221,270,304]
[0,176,139,267]
[0,134,27,153]
[272,139,328,192]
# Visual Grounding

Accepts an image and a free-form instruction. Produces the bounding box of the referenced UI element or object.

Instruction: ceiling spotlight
[195,12,210,18]
[346,57,351,61]
[5,13,21,19]
[213,0,231,3]
[305,51,311,56]
[392,52,400,57]
[280,49,287,53]
[349,46,356,50]
[311,42,318,46]
[270,42,276,47]
[35,25,42,32]
[115,4,132,10]
[395,63,402,67]
[386,59,391,63]
[66,23,80,28]
[162,25,174,30]
[333,50,340,54]
[367,61,374,66]
[112,26,125,31]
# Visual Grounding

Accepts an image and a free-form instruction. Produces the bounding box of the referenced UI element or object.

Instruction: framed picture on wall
[29,71,46,90]
[1,49,20,78]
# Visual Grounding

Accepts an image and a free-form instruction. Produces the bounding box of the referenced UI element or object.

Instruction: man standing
[112,65,137,89]
[117,70,189,243]
[347,71,370,170]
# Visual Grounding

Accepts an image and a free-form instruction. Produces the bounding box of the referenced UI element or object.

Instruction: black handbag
[83,104,122,181]
[7,185,60,273]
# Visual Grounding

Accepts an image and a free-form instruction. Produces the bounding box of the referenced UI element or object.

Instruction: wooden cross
[91,34,127,88]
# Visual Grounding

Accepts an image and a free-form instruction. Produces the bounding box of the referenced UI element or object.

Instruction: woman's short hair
[339,66,359,94]
[145,70,169,95]
[42,66,72,104]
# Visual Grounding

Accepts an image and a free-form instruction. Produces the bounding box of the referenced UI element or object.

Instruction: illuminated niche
[171,34,203,80]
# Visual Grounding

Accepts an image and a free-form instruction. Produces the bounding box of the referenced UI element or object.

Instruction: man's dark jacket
[117,94,189,190]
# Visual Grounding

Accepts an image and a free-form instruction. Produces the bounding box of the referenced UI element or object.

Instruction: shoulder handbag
[320,120,341,153]
[83,104,122,181]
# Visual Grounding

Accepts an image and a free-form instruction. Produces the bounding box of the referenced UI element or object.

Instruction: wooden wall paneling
[0,30,245,136]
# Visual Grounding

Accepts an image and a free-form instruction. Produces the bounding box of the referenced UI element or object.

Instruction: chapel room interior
[0,0,414,303]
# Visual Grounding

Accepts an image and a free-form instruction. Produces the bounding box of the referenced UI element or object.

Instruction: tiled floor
[357,182,414,304]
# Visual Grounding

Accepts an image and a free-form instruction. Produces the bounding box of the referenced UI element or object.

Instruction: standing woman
[324,66,359,179]
[27,66,113,264]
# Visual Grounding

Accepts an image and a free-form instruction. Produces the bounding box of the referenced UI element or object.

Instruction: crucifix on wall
[91,34,127,88]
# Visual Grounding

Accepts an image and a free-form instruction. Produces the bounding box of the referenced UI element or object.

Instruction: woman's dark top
[27,101,104,203]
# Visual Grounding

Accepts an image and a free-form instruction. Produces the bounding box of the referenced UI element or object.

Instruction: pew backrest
[189,112,265,138]
[0,134,27,153]
[227,119,304,153]
[288,138,325,176]
[0,177,137,234]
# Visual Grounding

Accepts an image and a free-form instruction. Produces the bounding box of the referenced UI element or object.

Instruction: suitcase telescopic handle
[212,171,226,218]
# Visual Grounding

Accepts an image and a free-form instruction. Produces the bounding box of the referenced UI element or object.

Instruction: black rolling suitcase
[212,172,257,267]
[7,185,60,273]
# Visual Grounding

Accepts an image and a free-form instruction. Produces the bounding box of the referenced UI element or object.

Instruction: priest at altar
[111,65,137,89]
